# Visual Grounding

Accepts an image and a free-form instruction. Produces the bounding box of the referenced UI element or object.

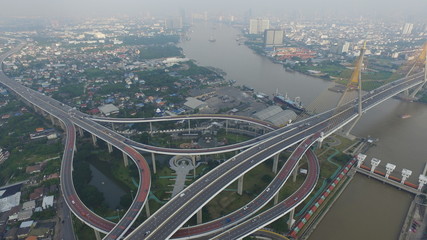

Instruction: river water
[179,22,427,239]
[89,164,126,209]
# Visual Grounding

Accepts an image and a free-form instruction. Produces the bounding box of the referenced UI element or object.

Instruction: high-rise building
[165,17,183,29]
[249,18,270,35]
[340,41,350,53]
[264,29,284,48]
[402,23,414,35]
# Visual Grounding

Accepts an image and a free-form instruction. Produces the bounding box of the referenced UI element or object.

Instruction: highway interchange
[0,41,425,239]
[0,43,150,240]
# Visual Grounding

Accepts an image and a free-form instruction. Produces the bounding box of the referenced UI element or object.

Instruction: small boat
[400,114,411,119]
[209,34,216,43]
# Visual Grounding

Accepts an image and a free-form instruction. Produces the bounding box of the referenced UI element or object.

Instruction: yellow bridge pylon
[405,42,427,98]
[335,41,367,110]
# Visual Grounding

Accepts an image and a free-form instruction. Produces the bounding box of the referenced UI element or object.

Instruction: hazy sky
[2,0,427,20]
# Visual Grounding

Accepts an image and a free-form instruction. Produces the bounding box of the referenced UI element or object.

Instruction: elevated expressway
[172,134,321,239]
[213,143,320,239]
[126,70,426,239]
[0,44,150,240]
[90,114,278,130]
[3,41,426,239]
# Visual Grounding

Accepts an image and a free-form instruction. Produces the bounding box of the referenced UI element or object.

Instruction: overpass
[2,40,426,240]
[213,144,320,239]
[125,44,427,239]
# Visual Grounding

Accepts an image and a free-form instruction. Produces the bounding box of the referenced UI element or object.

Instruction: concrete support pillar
[225,119,229,134]
[94,230,101,240]
[60,121,65,130]
[409,82,425,98]
[287,208,295,229]
[317,138,323,149]
[107,143,113,153]
[191,155,196,178]
[272,154,279,174]
[345,115,362,136]
[145,200,151,218]
[149,122,153,136]
[292,165,299,182]
[49,115,55,125]
[237,175,244,195]
[317,133,324,149]
[151,152,157,174]
[33,105,37,112]
[197,209,203,224]
[77,126,84,137]
[111,122,116,131]
[91,134,97,147]
[274,193,279,205]
[404,89,409,97]
[409,60,427,98]
[123,152,129,167]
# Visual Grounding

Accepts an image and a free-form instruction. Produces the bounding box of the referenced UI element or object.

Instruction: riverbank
[181,22,427,239]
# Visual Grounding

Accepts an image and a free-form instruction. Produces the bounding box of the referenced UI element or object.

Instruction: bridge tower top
[419,42,427,63]
[405,42,427,78]
[335,41,367,113]
[348,41,367,89]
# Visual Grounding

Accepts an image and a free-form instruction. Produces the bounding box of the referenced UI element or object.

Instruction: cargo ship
[273,92,305,112]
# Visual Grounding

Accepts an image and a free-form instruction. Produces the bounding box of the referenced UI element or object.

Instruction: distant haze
[2,0,427,20]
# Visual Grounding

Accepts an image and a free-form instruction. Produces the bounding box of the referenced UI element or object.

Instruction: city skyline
[1,0,427,21]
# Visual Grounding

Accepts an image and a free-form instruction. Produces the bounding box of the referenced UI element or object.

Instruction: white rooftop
[22,200,36,210]
[0,192,21,213]
[98,104,119,115]
[20,220,34,228]
[42,195,54,209]
[184,97,207,110]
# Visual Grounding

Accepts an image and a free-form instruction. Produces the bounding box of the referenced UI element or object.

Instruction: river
[179,22,427,239]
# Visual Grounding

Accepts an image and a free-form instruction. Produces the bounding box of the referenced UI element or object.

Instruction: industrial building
[184,97,208,111]
[253,105,297,126]
[98,104,120,116]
